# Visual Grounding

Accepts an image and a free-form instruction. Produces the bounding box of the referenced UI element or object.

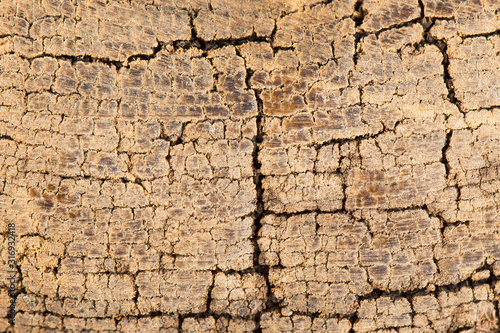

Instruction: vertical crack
[348,311,359,333]
[205,272,215,316]
[494,298,500,333]
[441,130,452,178]
[230,21,288,331]
[352,0,365,67]
[188,9,205,49]
[440,40,463,113]
[423,22,464,114]
[353,0,365,28]
[251,84,267,332]
[178,315,184,333]
[417,0,425,19]
[245,59,283,332]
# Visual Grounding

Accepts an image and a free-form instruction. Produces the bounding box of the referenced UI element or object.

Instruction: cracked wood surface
[1,0,500,332]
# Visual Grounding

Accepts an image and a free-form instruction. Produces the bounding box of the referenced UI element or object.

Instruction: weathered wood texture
[0,0,499,331]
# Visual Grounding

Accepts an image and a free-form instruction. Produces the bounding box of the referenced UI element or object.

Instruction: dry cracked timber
[1,0,500,332]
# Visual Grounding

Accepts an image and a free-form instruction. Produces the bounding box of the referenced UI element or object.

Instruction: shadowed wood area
[0,0,500,331]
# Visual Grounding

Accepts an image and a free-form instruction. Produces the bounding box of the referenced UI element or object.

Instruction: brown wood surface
[1,0,499,331]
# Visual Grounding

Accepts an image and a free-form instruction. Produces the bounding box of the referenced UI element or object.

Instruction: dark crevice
[306,0,335,10]
[420,17,434,33]
[461,29,500,39]
[19,53,124,70]
[348,311,358,333]
[271,45,295,54]
[172,26,271,53]
[251,89,269,333]
[210,72,220,93]
[422,19,464,114]
[11,35,278,68]
[0,134,15,141]
[161,122,186,149]
[418,0,425,19]
[125,40,164,64]
[312,124,396,151]
[386,205,428,213]
[352,0,428,53]
[353,0,365,28]
[263,208,344,219]
[171,123,186,147]
[440,40,463,113]
[354,16,425,51]
[495,299,500,333]
[441,130,453,178]
[456,184,462,204]
[357,273,500,304]
[268,20,296,55]
[13,309,172,320]
[205,273,215,317]
[177,315,184,333]
[24,41,162,69]
[341,182,348,211]
[374,17,424,36]
[133,178,147,193]
[352,0,365,67]
[210,267,269,276]
[189,9,202,47]
[178,313,242,326]
[247,67,284,332]
[470,105,500,111]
